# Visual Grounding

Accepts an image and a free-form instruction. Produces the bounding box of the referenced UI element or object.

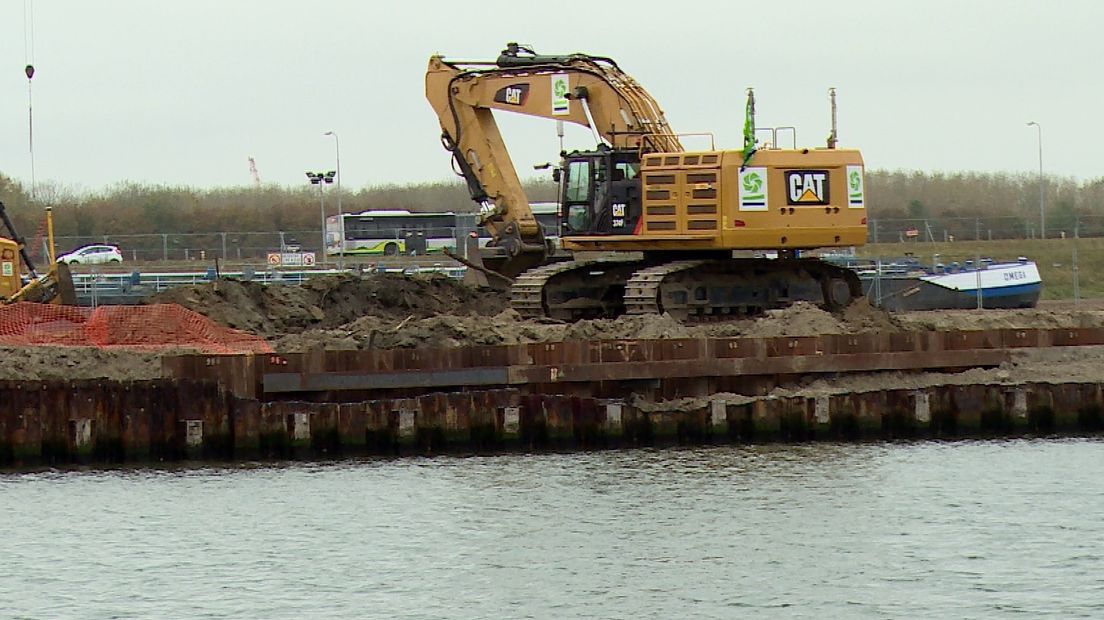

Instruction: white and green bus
[326,203,560,256]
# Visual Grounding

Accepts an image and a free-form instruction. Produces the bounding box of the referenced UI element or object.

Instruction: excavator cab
[559,147,642,237]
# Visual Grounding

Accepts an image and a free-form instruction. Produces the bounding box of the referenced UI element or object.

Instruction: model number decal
[612,202,626,228]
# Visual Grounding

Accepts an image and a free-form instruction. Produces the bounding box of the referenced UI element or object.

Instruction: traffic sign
[266,253,281,266]
[302,252,316,267]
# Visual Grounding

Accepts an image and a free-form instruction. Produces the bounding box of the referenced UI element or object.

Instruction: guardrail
[71,263,468,306]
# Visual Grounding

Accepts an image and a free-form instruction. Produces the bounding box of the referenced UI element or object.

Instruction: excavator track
[623,257,863,321]
[510,257,644,321]
[510,260,595,318]
[623,260,711,316]
[512,256,862,322]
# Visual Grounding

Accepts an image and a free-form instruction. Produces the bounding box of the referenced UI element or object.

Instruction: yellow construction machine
[426,43,868,320]
[0,201,76,305]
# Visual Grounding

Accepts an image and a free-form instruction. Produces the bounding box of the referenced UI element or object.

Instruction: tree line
[1,169,1102,239]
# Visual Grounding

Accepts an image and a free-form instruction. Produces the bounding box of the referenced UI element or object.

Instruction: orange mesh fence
[0,302,272,354]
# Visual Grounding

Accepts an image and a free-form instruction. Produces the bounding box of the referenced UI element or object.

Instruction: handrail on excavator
[640,132,716,153]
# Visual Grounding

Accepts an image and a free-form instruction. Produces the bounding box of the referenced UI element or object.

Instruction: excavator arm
[425,43,683,276]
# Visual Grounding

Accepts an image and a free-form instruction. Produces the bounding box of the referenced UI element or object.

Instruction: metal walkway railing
[71,264,467,306]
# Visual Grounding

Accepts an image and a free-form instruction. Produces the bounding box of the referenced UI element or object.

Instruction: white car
[57,244,123,265]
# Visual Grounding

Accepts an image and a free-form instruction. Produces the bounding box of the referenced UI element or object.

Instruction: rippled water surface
[3,440,1104,619]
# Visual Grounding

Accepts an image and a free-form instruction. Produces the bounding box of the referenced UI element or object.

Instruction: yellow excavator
[0,201,76,305]
[426,42,867,320]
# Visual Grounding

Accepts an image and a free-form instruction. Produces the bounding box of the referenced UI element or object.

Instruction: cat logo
[785,170,830,205]
[493,83,530,106]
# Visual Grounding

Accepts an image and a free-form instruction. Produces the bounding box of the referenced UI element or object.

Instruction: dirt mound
[148,274,507,338]
[148,272,917,350]
[269,296,913,352]
[0,346,163,381]
[733,299,904,338]
[893,306,1104,332]
[738,302,847,338]
[840,298,905,333]
[563,313,691,341]
[145,271,1102,355]
[274,310,566,351]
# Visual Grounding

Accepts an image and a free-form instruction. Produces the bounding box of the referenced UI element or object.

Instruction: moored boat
[854,257,1042,311]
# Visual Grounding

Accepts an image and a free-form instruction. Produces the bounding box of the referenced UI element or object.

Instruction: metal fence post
[221,232,228,260]
[975,251,983,310]
[1074,217,1080,304]
[874,257,883,306]
[162,234,168,261]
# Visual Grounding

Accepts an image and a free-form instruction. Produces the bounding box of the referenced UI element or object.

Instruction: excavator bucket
[460,235,491,288]
[54,262,77,305]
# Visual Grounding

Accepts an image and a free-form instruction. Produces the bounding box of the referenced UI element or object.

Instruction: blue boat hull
[861,277,1042,311]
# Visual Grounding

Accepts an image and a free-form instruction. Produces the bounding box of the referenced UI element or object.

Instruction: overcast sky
[0,0,1100,194]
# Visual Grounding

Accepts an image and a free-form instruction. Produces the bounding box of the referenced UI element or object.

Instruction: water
[3,440,1104,619]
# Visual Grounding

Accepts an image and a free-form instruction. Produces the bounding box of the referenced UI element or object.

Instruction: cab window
[564,160,590,203]
[566,205,591,233]
[615,162,639,180]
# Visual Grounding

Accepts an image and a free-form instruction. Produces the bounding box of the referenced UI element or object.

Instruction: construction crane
[248,156,261,187]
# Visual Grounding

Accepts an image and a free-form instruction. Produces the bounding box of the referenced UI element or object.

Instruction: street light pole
[324,130,344,271]
[306,171,336,267]
[1026,121,1044,239]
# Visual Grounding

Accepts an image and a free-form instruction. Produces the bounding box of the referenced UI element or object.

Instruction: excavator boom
[426,42,682,275]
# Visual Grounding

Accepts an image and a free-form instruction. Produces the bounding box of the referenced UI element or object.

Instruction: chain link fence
[43,215,1104,259]
[19,219,1104,301]
[45,231,323,264]
[868,216,1104,244]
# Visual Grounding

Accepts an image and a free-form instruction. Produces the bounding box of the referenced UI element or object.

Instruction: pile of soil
[172,274,1104,353]
[0,346,163,381]
[148,273,507,338]
[273,310,566,352]
[893,306,1104,332]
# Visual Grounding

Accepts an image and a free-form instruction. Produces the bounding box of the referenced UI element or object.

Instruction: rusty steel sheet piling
[158,327,1104,401]
[4,380,1104,469]
[7,328,1104,469]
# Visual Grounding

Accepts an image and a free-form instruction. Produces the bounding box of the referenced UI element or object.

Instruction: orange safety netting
[0,302,272,354]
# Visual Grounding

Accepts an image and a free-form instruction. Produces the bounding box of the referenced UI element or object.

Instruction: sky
[0,0,1100,195]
